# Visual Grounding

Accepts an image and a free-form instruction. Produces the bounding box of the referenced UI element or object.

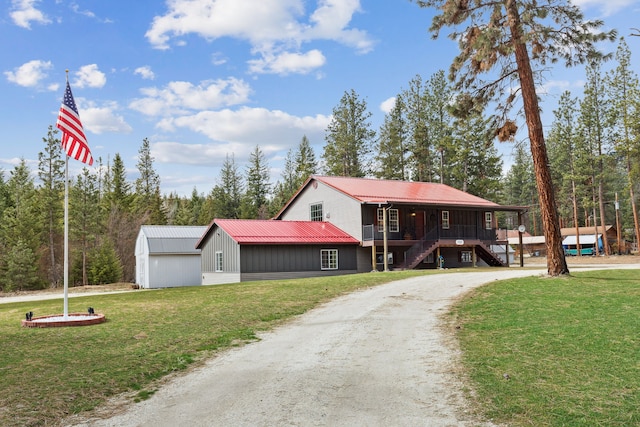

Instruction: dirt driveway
[65,269,564,427]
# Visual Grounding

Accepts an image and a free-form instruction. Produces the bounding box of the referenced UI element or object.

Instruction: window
[388,209,399,232]
[442,211,450,229]
[461,251,472,263]
[485,212,493,230]
[377,208,399,232]
[215,251,223,272]
[321,249,338,270]
[310,203,323,221]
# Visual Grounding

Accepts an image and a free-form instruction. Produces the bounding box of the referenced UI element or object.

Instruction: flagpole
[63,70,70,319]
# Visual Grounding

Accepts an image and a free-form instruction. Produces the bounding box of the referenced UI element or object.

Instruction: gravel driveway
[65,268,565,427]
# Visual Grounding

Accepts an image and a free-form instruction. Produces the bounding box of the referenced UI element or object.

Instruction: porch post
[371,244,377,272]
[472,247,477,267]
[383,206,389,272]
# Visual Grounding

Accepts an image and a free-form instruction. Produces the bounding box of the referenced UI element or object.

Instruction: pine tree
[548,91,590,251]
[134,138,166,224]
[403,75,433,181]
[415,0,615,275]
[0,160,42,288]
[375,96,408,180]
[70,167,101,285]
[242,146,271,219]
[426,70,454,184]
[294,135,318,186]
[322,89,375,177]
[503,144,538,232]
[449,113,503,199]
[607,38,640,251]
[37,125,65,287]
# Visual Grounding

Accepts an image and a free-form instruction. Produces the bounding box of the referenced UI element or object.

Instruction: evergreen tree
[294,135,318,186]
[548,91,589,239]
[202,154,243,222]
[104,153,132,211]
[449,113,502,199]
[0,239,40,291]
[70,167,101,285]
[241,146,271,219]
[402,75,433,181]
[134,138,166,224]
[37,125,65,287]
[88,239,123,285]
[271,149,298,215]
[579,60,614,254]
[375,96,408,180]
[426,70,454,184]
[322,89,375,177]
[607,38,640,250]
[0,160,42,288]
[415,0,615,275]
[503,144,538,232]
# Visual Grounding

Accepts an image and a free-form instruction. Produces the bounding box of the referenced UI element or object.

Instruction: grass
[449,269,640,427]
[0,269,438,427]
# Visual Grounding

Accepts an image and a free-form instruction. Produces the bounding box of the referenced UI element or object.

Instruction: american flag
[56,81,93,165]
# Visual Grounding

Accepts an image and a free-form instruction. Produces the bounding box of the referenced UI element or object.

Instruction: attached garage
[135,225,207,289]
[196,219,360,285]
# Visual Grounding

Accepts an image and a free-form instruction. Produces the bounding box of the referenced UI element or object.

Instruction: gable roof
[139,225,207,254]
[276,176,525,218]
[196,219,359,248]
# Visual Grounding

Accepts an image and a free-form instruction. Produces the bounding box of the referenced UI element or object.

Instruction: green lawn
[450,269,640,427]
[0,270,435,427]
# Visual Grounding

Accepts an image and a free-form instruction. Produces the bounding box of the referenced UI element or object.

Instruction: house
[196,219,360,285]
[135,225,207,288]
[275,175,527,270]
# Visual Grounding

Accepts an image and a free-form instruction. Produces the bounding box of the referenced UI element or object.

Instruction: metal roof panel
[214,219,359,245]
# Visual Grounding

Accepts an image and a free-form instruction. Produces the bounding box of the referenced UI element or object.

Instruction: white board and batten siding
[135,225,206,289]
[200,225,241,285]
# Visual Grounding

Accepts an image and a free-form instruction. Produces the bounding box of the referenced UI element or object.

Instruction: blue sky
[2,0,639,197]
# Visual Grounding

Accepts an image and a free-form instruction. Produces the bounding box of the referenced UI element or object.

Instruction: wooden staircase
[402,239,505,269]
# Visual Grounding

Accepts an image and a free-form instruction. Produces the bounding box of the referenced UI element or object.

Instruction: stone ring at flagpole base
[22,313,106,328]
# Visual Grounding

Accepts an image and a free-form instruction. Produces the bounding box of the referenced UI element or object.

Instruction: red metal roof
[313,175,500,207]
[212,219,359,245]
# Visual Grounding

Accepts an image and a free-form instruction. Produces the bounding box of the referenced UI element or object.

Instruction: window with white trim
[377,208,399,232]
[321,249,338,270]
[461,251,472,263]
[485,212,493,230]
[215,251,223,272]
[442,211,450,229]
[310,203,323,221]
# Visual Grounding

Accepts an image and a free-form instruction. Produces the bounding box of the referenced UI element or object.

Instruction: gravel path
[65,268,558,427]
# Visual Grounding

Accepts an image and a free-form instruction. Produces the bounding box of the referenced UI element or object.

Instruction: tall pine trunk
[506,0,568,275]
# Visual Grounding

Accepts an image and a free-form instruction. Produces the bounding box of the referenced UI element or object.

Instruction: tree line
[1,36,638,291]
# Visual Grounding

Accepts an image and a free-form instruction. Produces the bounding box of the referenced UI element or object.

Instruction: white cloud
[572,0,636,16]
[73,64,107,88]
[129,78,251,116]
[10,0,51,29]
[4,59,52,87]
[145,0,373,75]
[134,66,156,80]
[77,100,133,134]
[156,107,330,150]
[305,0,374,53]
[380,96,396,114]
[248,49,326,75]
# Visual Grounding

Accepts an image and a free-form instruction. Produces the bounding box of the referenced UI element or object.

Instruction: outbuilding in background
[135,225,207,289]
